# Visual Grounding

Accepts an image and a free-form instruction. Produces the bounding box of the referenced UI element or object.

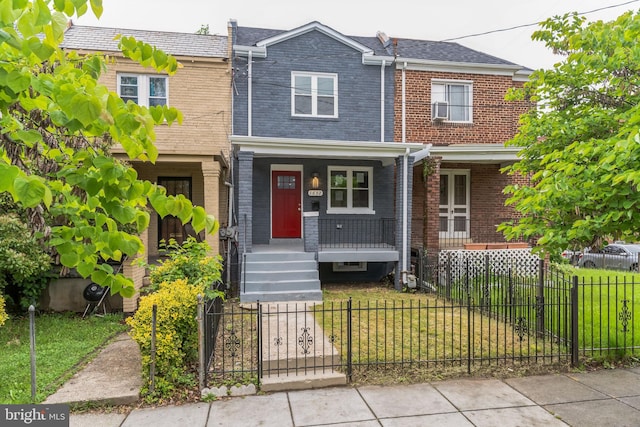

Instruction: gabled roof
[255,21,373,54]
[233,21,530,75]
[393,38,517,66]
[62,23,227,58]
[233,21,385,63]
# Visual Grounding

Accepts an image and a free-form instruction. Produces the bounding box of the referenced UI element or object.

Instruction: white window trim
[333,261,367,272]
[117,73,169,107]
[431,79,473,123]
[291,71,338,118]
[327,166,375,214]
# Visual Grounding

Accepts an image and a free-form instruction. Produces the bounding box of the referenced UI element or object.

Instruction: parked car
[578,243,640,271]
[561,249,582,266]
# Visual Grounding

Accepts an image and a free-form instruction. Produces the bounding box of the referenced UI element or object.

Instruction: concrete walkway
[45,333,142,406]
[67,367,640,426]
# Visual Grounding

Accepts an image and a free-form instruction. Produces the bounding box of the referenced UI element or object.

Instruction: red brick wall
[400,70,531,252]
[394,70,528,144]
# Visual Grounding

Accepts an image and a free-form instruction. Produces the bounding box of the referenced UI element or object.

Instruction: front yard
[0,312,127,404]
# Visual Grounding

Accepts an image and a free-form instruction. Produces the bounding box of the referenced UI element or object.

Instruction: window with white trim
[118,74,168,107]
[431,80,472,123]
[327,166,374,214]
[292,72,338,117]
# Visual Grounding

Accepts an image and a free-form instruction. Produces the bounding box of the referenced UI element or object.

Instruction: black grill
[83,283,107,302]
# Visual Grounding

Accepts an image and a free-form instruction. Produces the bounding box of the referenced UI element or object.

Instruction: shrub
[0,215,52,310]
[145,237,223,299]
[0,295,7,326]
[126,278,206,397]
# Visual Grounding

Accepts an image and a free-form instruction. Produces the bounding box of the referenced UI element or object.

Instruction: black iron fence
[200,254,640,388]
[319,217,395,248]
[576,275,640,358]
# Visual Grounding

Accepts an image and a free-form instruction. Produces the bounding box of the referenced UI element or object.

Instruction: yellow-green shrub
[0,295,7,326]
[146,237,223,299]
[126,278,206,394]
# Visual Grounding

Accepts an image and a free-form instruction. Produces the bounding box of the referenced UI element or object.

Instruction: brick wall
[232,29,394,142]
[399,69,531,253]
[98,56,231,257]
[394,70,528,144]
[100,56,231,157]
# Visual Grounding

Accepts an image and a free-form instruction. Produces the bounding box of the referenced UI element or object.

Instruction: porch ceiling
[231,135,424,166]
[429,143,522,164]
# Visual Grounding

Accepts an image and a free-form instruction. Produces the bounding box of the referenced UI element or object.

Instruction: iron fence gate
[201,282,574,387]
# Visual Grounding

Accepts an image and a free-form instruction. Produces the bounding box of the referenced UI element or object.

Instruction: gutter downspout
[402,146,409,286]
[248,51,252,137]
[402,62,407,143]
[380,60,386,142]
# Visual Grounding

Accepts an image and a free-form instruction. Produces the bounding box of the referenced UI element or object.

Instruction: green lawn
[319,268,640,367]
[0,312,128,404]
[572,268,640,356]
[440,267,640,359]
[318,285,559,369]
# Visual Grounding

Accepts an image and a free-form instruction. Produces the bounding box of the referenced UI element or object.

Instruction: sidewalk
[45,333,142,406]
[69,367,640,427]
[43,326,640,426]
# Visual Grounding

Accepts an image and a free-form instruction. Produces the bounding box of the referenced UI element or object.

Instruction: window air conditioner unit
[432,101,448,121]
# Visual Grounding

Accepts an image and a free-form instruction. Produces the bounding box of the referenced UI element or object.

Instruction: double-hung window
[292,72,338,118]
[118,74,168,107]
[431,80,472,123]
[327,166,374,214]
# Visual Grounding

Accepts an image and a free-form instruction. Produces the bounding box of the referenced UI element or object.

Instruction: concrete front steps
[240,251,322,303]
[259,302,346,392]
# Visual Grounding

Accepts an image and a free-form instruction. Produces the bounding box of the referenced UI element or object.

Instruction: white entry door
[439,170,470,238]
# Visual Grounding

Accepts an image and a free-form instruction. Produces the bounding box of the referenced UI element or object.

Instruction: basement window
[333,262,367,272]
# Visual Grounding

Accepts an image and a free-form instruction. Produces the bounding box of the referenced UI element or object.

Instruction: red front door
[272,170,302,238]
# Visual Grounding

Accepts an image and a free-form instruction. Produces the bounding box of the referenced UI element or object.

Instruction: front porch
[240,218,399,302]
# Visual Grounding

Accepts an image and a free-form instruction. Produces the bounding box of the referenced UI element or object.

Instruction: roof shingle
[62,24,227,58]
[235,24,520,67]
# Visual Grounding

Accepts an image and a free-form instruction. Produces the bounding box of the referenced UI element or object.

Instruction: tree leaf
[0,163,20,192]
[70,93,101,126]
[14,176,47,208]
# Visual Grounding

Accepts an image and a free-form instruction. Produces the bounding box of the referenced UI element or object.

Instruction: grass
[572,267,640,357]
[434,266,640,361]
[316,284,564,383]
[0,312,128,404]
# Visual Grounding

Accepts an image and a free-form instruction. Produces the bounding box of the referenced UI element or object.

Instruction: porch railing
[439,217,528,249]
[319,218,395,249]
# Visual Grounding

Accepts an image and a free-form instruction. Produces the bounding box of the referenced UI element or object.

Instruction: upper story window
[118,74,168,107]
[291,72,338,118]
[327,166,374,214]
[431,80,472,123]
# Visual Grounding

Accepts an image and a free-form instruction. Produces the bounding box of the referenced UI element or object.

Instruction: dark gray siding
[233,30,394,141]
[251,158,394,244]
[319,262,394,283]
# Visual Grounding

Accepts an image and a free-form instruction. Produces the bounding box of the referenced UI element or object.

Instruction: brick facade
[394,70,528,144]
[398,70,531,253]
[102,55,231,257]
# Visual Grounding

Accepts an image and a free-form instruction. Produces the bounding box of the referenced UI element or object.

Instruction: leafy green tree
[196,24,210,35]
[502,10,640,255]
[0,215,52,310]
[0,1,218,297]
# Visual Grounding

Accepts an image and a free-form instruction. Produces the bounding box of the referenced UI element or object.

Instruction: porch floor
[253,239,304,253]
[252,241,398,263]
